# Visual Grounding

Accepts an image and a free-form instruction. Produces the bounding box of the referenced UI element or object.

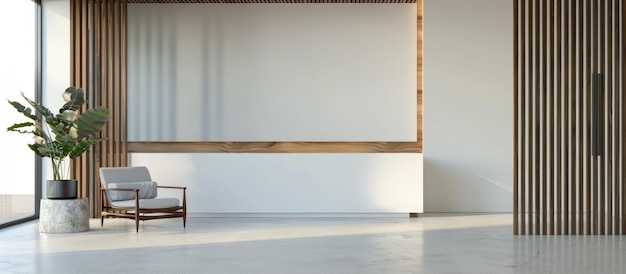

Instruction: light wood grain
[128,142,420,153]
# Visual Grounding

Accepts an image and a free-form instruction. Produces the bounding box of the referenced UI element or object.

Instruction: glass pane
[0,0,37,225]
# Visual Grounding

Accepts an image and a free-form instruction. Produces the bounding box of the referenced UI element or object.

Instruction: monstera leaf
[6,86,109,180]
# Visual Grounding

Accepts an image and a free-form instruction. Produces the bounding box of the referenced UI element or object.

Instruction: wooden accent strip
[417,0,422,154]
[527,0,535,234]
[563,0,570,235]
[543,1,556,235]
[617,1,626,235]
[127,142,420,153]
[535,1,548,235]
[585,0,591,235]
[607,0,614,235]
[578,0,584,235]
[513,0,519,235]
[555,0,562,235]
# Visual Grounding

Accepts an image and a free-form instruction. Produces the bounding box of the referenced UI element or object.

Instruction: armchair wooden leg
[101,216,104,227]
[135,214,140,232]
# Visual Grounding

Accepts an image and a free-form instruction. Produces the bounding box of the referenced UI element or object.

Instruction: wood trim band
[128,142,420,153]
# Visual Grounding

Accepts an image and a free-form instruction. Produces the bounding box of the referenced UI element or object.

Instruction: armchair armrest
[157,186,187,190]
[101,187,140,192]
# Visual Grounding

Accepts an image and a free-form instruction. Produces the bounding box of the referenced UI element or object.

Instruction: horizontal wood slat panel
[128,142,420,153]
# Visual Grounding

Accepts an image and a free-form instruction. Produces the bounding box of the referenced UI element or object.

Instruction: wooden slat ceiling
[129,0,416,3]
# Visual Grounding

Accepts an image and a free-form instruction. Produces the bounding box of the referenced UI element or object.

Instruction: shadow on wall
[424,158,512,213]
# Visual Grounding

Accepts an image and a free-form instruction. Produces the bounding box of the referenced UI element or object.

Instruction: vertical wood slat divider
[70,0,128,217]
[516,0,624,235]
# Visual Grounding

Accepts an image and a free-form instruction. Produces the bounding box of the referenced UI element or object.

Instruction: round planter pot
[46,179,78,199]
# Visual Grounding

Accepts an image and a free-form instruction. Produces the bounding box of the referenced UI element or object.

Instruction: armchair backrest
[100,166,152,186]
[100,167,153,203]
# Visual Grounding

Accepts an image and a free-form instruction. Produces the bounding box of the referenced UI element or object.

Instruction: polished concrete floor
[0,213,624,273]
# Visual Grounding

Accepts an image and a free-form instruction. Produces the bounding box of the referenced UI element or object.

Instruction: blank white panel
[127,4,417,141]
[130,153,423,214]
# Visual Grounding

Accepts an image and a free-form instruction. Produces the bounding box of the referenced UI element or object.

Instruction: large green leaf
[69,139,94,158]
[74,106,109,140]
[20,92,54,120]
[7,122,34,133]
[59,87,85,112]
[7,100,37,121]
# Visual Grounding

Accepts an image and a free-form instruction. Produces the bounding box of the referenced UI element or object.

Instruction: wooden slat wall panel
[70,0,128,217]
[515,0,625,235]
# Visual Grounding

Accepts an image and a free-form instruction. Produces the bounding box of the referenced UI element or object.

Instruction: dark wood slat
[547,0,554,235]
[514,0,519,235]
[582,0,589,234]
[563,0,570,235]
[606,1,617,235]
[528,0,535,234]
[598,0,605,235]
[556,0,562,235]
[578,0,584,235]
[520,0,527,235]
[615,0,620,235]
[622,0,626,235]
[541,0,548,235]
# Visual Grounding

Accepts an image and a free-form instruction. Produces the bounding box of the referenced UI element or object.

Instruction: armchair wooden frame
[100,186,187,232]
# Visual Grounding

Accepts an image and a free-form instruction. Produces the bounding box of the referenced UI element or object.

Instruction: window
[0,0,40,228]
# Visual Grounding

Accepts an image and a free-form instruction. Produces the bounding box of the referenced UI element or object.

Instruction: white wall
[132,153,422,215]
[423,0,513,212]
[127,4,417,142]
[41,0,70,189]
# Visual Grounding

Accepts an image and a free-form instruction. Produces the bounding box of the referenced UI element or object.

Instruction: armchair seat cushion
[107,181,158,201]
[110,198,180,209]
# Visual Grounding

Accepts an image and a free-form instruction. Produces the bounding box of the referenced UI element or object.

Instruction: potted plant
[6,87,109,199]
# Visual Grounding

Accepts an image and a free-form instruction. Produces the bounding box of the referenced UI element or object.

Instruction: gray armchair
[99,166,186,232]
